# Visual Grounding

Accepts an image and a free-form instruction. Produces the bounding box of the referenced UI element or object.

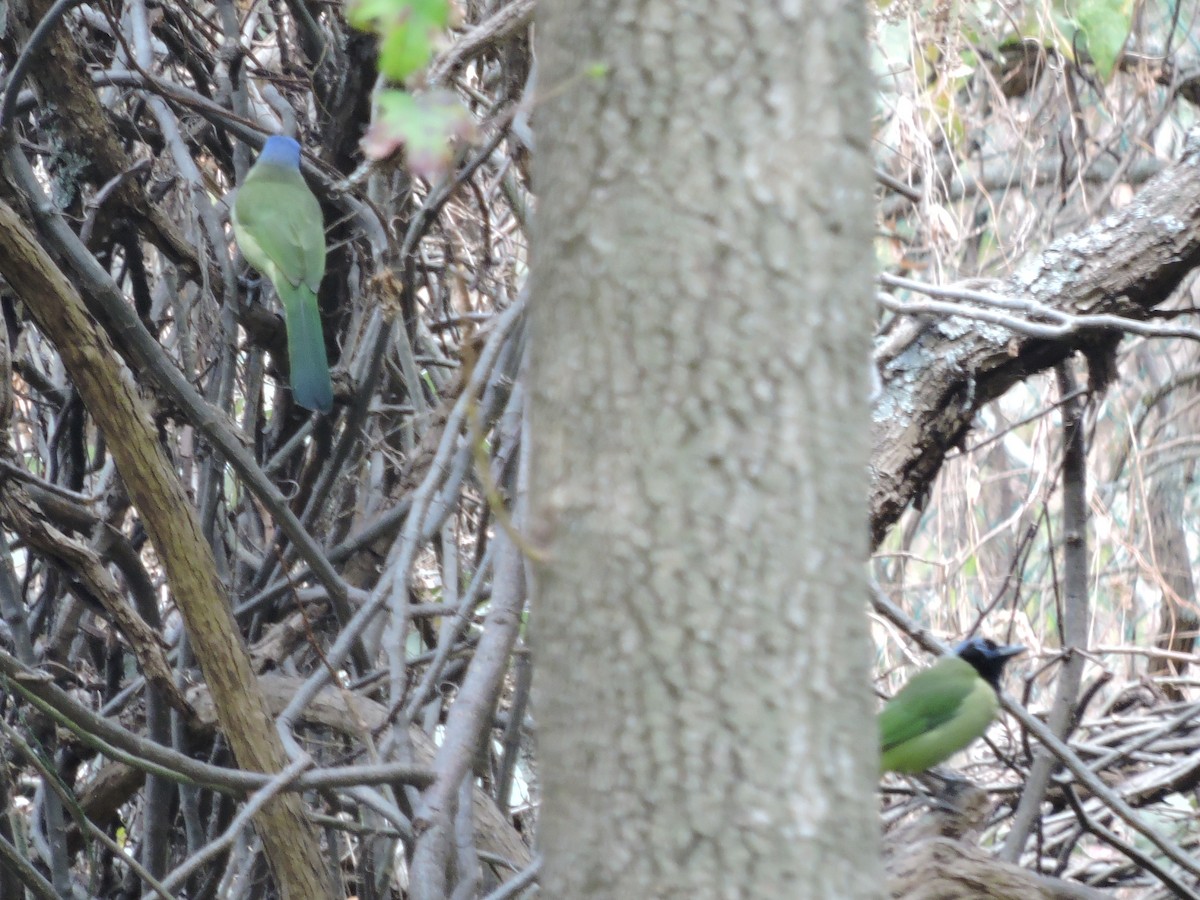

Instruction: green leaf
[348,0,448,30]
[378,19,434,81]
[408,0,451,27]
[347,0,404,31]
[1075,0,1128,78]
[1073,0,1132,80]
[348,0,452,73]
[361,89,477,181]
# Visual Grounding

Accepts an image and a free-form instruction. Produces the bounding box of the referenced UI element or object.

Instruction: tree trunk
[529,2,881,896]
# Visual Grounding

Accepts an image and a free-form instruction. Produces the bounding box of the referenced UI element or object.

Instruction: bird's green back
[233,168,325,291]
[879,655,998,774]
[231,149,333,412]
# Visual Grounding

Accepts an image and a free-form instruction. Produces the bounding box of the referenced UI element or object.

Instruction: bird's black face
[954,637,1025,690]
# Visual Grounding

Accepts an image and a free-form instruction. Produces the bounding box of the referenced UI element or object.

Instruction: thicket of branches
[4,0,1200,898]
[0,0,533,897]
[873,3,1200,897]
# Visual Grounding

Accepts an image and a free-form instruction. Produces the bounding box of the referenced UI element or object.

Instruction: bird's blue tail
[280,285,333,412]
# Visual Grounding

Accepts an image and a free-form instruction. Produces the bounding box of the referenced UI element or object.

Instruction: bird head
[257,135,302,169]
[953,637,1025,691]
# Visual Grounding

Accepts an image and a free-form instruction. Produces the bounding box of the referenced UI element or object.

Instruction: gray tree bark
[528,2,882,896]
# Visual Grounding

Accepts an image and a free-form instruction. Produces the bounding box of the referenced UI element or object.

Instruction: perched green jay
[231,135,333,412]
[879,637,1024,774]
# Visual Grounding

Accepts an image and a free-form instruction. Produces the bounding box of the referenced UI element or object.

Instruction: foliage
[362,89,477,179]
[349,0,471,181]
[349,0,452,80]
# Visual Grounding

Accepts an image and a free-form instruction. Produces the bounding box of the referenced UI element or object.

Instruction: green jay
[879,637,1025,774]
[231,135,333,412]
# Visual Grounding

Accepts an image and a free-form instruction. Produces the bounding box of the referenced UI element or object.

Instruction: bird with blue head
[231,135,334,413]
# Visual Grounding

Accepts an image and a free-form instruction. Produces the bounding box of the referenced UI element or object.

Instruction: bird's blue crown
[256,135,302,169]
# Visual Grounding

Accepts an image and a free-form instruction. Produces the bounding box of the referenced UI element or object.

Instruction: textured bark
[4,0,199,272]
[888,837,1105,900]
[529,2,880,896]
[885,786,1108,900]
[0,461,190,713]
[872,133,1200,548]
[1000,365,1090,861]
[1147,478,1199,697]
[0,201,331,898]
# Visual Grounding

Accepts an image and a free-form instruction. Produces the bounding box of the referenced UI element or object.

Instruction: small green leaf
[1074,0,1132,80]
[361,89,477,181]
[379,20,433,81]
[348,0,452,79]
[409,0,451,27]
[347,0,404,31]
